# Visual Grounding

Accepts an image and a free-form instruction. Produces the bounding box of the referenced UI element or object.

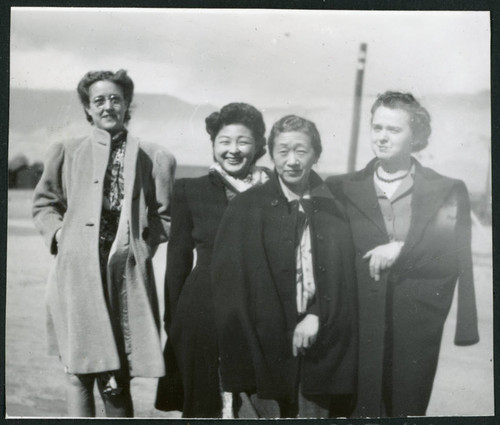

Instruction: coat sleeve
[32,141,67,255]
[211,196,261,392]
[148,148,176,249]
[454,181,480,345]
[163,179,194,332]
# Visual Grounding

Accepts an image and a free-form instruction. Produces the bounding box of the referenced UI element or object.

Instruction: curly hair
[205,103,267,163]
[77,69,134,124]
[370,91,432,152]
[268,115,322,159]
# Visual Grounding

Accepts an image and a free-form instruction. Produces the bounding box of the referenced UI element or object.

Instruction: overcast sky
[10,8,490,108]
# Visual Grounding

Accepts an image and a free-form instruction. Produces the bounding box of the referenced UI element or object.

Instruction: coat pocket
[412,277,456,317]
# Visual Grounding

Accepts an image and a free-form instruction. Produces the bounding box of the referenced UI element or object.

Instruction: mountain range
[8,88,491,195]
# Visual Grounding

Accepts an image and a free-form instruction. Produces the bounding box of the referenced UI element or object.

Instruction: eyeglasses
[91,94,125,109]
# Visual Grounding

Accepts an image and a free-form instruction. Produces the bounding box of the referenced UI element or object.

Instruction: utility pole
[347,43,367,173]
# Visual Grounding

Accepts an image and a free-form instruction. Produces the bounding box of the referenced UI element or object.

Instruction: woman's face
[213,124,257,178]
[370,106,414,163]
[272,131,318,194]
[85,80,128,134]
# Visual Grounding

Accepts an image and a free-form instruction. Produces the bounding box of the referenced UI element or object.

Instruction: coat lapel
[399,162,456,258]
[208,171,228,202]
[122,133,139,226]
[207,171,230,219]
[310,171,335,201]
[261,176,297,320]
[91,127,111,184]
[342,162,387,237]
[91,127,139,237]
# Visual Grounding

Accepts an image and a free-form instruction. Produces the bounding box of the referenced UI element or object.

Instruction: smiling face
[85,80,128,135]
[272,131,318,195]
[213,124,257,178]
[370,106,414,165]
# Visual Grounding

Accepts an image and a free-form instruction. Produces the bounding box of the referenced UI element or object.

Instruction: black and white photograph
[5,6,493,419]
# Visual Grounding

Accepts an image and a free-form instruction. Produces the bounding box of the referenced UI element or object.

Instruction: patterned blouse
[103,130,127,212]
[99,130,127,274]
[278,177,316,315]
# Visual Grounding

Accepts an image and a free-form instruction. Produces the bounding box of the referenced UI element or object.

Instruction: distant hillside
[8,88,219,166]
[8,88,491,196]
[9,88,217,135]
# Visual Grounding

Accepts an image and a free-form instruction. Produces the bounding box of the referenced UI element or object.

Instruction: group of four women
[32,69,479,418]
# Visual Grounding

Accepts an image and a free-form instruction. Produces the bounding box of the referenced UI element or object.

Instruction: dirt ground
[5,189,494,418]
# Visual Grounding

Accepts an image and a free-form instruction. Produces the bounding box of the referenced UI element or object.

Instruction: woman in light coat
[32,69,176,417]
[327,91,479,417]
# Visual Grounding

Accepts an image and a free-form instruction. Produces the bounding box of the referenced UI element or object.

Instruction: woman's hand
[363,241,404,281]
[292,314,319,356]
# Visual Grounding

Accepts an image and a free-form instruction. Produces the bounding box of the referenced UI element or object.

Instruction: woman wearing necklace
[327,91,479,417]
[155,103,270,418]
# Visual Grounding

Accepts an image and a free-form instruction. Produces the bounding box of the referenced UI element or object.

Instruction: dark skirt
[156,265,222,418]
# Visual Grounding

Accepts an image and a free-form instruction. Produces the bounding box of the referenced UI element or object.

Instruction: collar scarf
[111,129,128,147]
[276,174,315,315]
[278,175,311,202]
[210,162,269,194]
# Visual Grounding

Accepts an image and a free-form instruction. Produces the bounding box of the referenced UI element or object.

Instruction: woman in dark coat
[211,115,357,418]
[326,91,479,417]
[155,103,270,418]
[32,70,176,417]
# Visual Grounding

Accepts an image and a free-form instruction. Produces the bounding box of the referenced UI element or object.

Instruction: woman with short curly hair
[33,69,176,417]
[155,102,270,418]
[211,115,357,418]
[327,91,479,417]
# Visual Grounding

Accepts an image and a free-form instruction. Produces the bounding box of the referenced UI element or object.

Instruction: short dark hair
[205,103,267,163]
[77,69,134,124]
[268,115,322,159]
[371,91,432,152]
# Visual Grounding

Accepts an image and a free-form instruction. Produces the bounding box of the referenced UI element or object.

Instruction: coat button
[93,180,99,184]
[317,234,324,240]
[318,265,326,272]
[271,199,279,207]
[85,222,94,227]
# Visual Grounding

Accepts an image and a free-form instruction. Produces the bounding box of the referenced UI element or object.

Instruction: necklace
[375,166,410,183]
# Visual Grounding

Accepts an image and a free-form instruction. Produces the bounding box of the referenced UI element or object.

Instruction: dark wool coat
[32,127,176,377]
[326,159,479,417]
[156,172,231,418]
[211,172,357,403]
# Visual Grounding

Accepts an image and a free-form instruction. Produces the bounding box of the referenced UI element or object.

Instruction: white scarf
[209,162,269,193]
[278,177,315,314]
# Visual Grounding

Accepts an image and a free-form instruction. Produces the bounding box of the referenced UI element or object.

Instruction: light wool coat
[33,127,176,377]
